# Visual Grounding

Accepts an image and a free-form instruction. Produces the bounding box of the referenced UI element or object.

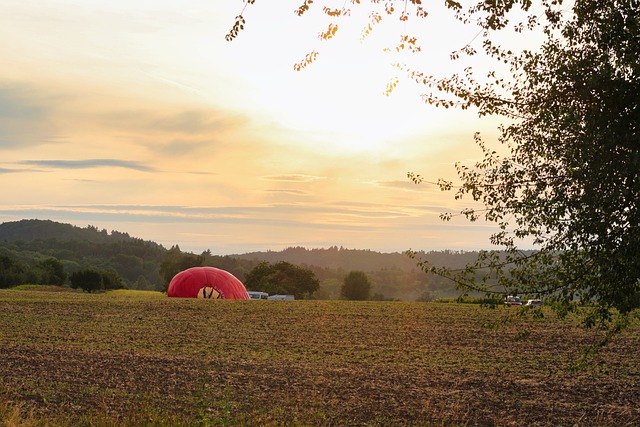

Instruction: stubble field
[0,288,639,426]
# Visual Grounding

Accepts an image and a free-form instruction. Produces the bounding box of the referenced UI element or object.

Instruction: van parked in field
[247,291,269,300]
[267,295,295,300]
[505,295,522,306]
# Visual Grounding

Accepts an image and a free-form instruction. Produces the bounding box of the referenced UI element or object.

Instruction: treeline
[0,223,167,290]
[0,219,134,243]
[235,246,492,300]
[235,246,485,272]
[0,256,67,289]
[0,219,498,300]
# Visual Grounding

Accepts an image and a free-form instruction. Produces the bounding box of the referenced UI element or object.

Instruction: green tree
[100,269,126,290]
[0,255,28,289]
[159,245,204,292]
[33,258,67,286]
[110,253,144,282]
[341,271,371,301]
[244,261,283,295]
[244,261,319,299]
[134,275,154,291]
[230,1,640,331]
[407,1,640,330]
[70,269,103,293]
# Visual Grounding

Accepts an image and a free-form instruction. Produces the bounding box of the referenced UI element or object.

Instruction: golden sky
[0,0,514,254]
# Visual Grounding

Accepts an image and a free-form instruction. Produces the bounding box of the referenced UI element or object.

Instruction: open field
[1,289,639,426]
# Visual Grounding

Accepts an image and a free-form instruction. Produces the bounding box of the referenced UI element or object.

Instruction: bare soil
[1,289,638,426]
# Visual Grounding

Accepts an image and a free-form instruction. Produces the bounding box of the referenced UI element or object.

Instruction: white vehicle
[267,294,295,300]
[505,295,522,306]
[247,291,269,300]
[525,299,542,307]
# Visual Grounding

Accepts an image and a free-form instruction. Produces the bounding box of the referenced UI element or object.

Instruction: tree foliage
[244,261,320,299]
[0,220,166,289]
[70,269,104,293]
[159,245,204,292]
[228,1,640,329]
[407,1,640,329]
[0,255,29,289]
[69,269,126,293]
[32,258,67,285]
[0,255,69,288]
[341,271,372,301]
[100,269,126,291]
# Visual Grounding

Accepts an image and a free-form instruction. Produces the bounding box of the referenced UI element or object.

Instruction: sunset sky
[0,0,523,255]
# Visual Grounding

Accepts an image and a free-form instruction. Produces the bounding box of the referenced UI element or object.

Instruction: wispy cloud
[101,110,248,136]
[374,180,426,191]
[265,189,309,196]
[0,202,428,227]
[19,159,153,172]
[0,0,501,255]
[0,86,46,119]
[157,139,212,156]
[185,170,219,176]
[261,174,323,182]
[0,202,497,253]
[0,84,58,148]
[0,167,36,174]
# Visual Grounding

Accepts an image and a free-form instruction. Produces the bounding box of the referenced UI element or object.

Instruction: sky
[0,0,523,255]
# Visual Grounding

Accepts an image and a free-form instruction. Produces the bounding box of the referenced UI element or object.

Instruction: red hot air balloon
[167,267,249,299]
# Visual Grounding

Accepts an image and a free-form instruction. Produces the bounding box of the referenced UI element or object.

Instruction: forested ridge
[0,219,493,300]
[235,246,481,272]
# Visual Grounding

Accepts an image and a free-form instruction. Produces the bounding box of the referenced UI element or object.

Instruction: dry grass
[1,289,638,426]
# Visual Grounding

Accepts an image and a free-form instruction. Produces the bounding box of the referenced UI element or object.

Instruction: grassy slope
[0,289,639,426]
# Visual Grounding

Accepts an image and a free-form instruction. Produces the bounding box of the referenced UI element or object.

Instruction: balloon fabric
[167,267,249,299]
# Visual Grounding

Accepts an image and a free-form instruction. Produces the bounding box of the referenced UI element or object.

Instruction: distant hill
[234,246,415,271]
[0,219,491,300]
[0,219,168,290]
[0,219,157,246]
[1,220,483,273]
[234,246,484,273]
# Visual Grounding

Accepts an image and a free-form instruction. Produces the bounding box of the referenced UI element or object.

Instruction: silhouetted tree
[100,269,126,290]
[244,261,319,299]
[0,255,28,289]
[159,245,204,292]
[229,1,640,331]
[33,258,67,285]
[70,269,103,293]
[341,271,371,301]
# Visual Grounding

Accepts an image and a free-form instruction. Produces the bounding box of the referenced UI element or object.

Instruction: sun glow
[0,0,504,253]
[215,1,490,156]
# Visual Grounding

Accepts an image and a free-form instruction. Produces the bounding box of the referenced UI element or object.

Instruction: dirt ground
[1,289,639,426]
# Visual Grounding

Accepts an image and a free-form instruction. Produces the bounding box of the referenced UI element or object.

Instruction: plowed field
[1,289,638,426]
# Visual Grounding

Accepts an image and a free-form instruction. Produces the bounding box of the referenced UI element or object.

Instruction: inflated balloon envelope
[167,266,250,300]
